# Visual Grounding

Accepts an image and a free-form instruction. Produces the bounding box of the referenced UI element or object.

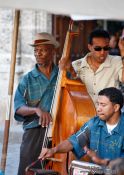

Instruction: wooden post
[0,10,20,175]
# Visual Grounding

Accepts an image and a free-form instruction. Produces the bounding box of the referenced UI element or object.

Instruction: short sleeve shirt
[72,54,123,106]
[68,114,124,160]
[14,64,58,130]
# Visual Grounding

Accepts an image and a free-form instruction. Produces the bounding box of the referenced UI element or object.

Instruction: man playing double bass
[14,32,59,175]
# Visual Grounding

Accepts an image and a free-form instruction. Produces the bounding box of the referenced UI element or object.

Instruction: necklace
[87,56,100,72]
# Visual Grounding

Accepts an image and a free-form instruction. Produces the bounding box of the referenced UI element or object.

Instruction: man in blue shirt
[39,87,124,167]
[14,32,59,175]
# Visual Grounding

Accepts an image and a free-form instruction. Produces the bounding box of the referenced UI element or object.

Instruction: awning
[0,0,124,20]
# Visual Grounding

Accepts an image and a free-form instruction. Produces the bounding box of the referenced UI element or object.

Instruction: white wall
[0,8,52,124]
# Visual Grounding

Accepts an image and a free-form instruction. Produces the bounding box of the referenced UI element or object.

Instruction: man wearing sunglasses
[60,29,124,107]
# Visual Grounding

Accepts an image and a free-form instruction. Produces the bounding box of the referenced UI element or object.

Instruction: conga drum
[69,160,111,175]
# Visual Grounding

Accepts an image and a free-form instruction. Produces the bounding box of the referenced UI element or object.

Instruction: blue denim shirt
[14,64,58,130]
[68,114,124,160]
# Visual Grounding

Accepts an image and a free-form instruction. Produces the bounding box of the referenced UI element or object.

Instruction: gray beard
[38,63,47,67]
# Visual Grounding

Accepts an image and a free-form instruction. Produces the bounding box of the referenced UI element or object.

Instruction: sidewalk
[0,124,23,175]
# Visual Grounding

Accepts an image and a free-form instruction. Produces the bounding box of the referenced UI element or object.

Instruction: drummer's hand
[84,146,98,161]
[84,146,109,166]
[107,158,124,173]
[39,148,55,160]
[59,57,71,71]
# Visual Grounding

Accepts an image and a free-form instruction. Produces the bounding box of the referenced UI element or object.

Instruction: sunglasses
[93,46,110,51]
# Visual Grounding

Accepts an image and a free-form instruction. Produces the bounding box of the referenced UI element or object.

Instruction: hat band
[34,39,50,44]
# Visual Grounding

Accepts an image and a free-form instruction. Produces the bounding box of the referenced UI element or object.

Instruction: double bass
[26,21,96,175]
[44,21,96,174]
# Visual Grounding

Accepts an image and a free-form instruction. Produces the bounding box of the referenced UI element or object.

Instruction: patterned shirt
[14,64,58,130]
[68,114,124,160]
[72,54,123,106]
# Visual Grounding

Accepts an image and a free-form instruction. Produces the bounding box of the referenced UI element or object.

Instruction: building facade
[0,8,52,124]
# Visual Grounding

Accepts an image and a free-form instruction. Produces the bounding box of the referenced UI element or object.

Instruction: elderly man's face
[88,37,110,64]
[34,44,55,67]
[96,95,119,123]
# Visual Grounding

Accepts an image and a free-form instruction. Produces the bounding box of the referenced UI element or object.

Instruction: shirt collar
[98,119,106,127]
[80,53,112,68]
[112,113,124,134]
[100,55,111,68]
[31,64,58,78]
[80,53,89,68]
[98,113,124,135]
[31,64,41,77]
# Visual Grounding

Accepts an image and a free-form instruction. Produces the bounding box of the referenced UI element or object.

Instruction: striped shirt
[14,64,58,130]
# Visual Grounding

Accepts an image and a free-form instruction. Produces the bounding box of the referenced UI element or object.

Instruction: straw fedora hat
[29,32,59,48]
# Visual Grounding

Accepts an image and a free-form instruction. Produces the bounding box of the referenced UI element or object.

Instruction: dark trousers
[17,126,46,175]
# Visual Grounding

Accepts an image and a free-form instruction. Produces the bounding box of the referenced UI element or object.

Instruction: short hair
[88,29,110,44]
[98,87,124,110]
